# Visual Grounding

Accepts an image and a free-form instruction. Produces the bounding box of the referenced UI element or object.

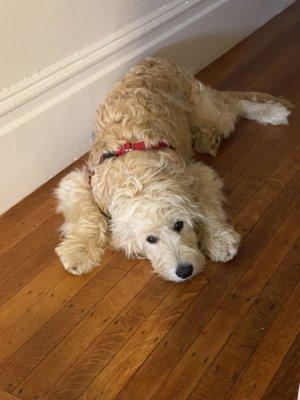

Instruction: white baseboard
[0,0,294,214]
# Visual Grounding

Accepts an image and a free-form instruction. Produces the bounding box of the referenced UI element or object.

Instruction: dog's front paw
[203,227,241,263]
[55,241,97,275]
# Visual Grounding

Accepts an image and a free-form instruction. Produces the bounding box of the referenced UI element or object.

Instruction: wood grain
[0,252,131,390]
[0,390,24,400]
[13,260,153,399]
[262,333,300,400]
[226,283,300,399]
[189,240,300,400]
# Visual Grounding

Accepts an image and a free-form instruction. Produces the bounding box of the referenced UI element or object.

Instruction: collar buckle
[123,142,134,152]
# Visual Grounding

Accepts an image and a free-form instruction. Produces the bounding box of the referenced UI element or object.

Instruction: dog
[55,57,291,282]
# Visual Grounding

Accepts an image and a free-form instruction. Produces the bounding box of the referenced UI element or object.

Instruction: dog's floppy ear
[55,167,108,275]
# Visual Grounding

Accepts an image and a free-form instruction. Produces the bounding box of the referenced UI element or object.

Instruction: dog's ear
[55,167,108,275]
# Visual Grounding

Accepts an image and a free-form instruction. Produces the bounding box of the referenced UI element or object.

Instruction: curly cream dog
[55,57,291,282]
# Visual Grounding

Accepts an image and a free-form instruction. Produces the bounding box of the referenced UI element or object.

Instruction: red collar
[89,140,175,184]
[99,140,174,163]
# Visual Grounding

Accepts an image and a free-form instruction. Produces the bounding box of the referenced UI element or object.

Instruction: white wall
[0,0,167,90]
[0,0,295,214]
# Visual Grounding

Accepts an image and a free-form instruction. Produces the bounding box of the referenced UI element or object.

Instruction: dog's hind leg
[55,167,108,275]
[189,82,243,156]
[188,80,292,156]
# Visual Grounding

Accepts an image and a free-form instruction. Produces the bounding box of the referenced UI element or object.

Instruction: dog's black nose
[176,263,193,279]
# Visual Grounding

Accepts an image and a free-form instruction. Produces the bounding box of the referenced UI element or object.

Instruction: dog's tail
[230,91,293,125]
[229,91,293,108]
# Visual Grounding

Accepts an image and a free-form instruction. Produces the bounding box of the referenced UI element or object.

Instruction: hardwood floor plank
[151,207,300,400]
[202,121,270,177]
[43,276,175,400]
[0,197,57,257]
[207,15,300,94]
[222,126,288,194]
[0,236,59,306]
[238,23,300,97]
[189,244,300,400]
[233,171,299,237]
[225,283,300,399]
[11,260,153,399]
[0,190,55,239]
[0,261,100,362]
[227,144,299,218]
[0,252,133,391]
[262,334,300,400]
[0,390,24,400]
[71,268,214,400]
[0,262,64,331]
[0,215,60,282]
[195,2,299,86]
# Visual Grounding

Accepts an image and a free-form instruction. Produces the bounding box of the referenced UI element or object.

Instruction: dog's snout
[176,263,193,279]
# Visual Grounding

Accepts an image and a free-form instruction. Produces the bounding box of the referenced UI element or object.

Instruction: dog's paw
[204,227,241,263]
[193,129,221,157]
[55,242,97,275]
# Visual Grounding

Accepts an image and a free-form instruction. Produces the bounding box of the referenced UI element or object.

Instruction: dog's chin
[169,274,194,283]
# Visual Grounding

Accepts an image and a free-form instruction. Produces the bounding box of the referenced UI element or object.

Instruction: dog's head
[105,163,205,282]
[111,199,204,281]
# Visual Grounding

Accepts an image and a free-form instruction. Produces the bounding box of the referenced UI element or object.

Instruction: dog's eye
[174,220,184,232]
[146,235,159,244]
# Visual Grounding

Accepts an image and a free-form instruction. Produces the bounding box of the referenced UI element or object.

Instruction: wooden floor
[0,3,299,400]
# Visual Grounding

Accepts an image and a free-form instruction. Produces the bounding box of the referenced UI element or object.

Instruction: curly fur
[55,57,291,282]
